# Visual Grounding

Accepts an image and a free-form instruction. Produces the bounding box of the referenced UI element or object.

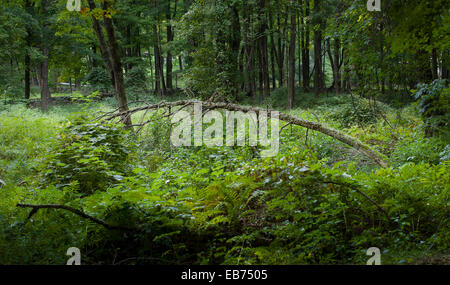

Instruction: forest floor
[0,90,448,265]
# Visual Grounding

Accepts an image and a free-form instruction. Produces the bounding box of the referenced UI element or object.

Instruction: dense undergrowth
[0,90,448,265]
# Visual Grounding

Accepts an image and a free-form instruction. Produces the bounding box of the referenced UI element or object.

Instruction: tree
[288,0,296,109]
[86,0,132,127]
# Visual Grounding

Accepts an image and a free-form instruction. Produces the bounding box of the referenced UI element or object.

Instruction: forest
[0,0,448,265]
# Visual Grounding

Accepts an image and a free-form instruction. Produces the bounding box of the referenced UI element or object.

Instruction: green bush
[125,66,147,90]
[391,136,448,166]
[330,98,382,128]
[413,79,450,138]
[85,67,112,93]
[39,116,134,195]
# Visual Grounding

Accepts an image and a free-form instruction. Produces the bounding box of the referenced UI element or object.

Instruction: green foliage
[1,99,449,265]
[413,79,450,138]
[330,97,382,128]
[391,136,448,166]
[39,116,134,195]
[125,66,148,91]
[85,67,112,93]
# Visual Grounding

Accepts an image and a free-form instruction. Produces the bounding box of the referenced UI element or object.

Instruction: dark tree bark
[147,49,154,90]
[154,24,162,96]
[103,0,132,127]
[326,38,341,94]
[313,0,323,96]
[38,0,51,111]
[179,56,183,71]
[37,47,50,111]
[166,0,174,91]
[301,0,310,91]
[431,48,438,80]
[242,1,253,97]
[87,0,131,127]
[276,14,285,87]
[258,0,270,100]
[87,0,115,88]
[269,9,277,89]
[230,2,241,100]
[288,1,296,109]
[24,0,31,100]
[25,48,31,100]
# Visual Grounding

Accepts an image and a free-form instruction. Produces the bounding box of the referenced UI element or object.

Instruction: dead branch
[16,203,135,231]
[321,181,387,215]
[100,100,388,168]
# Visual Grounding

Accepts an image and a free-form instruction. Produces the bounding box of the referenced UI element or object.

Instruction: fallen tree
[100,100,388,168]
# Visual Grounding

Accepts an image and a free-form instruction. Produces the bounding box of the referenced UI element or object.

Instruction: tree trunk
[313,0,322,96]
[259,0,270,99]
[288,2,296,109]
[166,0,173,91]
[102,0,132,127]
[24,0,31,100]
[269,9,277,89]
[154,26,162,96]
[301,0,310,91]
[38,0,51,111]
[326,38,340,95]
[276,14,285,87]
[431,48,438,80]
[38,47,50,111]
[25,52,31,100]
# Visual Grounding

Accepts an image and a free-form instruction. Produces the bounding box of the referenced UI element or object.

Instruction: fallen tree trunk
[100,100,388,168]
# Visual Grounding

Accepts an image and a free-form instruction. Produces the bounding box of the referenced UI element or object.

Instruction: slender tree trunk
[313,0,322,96]
[288,2,296,109]
[269,9,277,89]
[297,10,302,88]
[230,3,241,100]
[334,38,341,94]
[327,38,340,95]
[24,0,31,100]
[25,51,31,100]
[431,48,438,80]
[148,49,154,90]
[276,14,285,87]
[37,49,50,111]
[101,0,132,127]
[38,0,51,111]
[259,0,270,99]
[178,56,183,71]
[166,0,173,91]
[301,0,310,91]
[154,26,162,96]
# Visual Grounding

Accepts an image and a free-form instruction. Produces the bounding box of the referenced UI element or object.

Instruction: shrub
[391,136,448,166]
[40,116,134,195]
[125,66,147,90]
[330,98,382,128]
[85,67,112,93]
[413,79,450,138]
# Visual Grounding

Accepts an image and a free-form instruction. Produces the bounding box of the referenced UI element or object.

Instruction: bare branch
[100,100,388,168]
[16,203,135,231]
